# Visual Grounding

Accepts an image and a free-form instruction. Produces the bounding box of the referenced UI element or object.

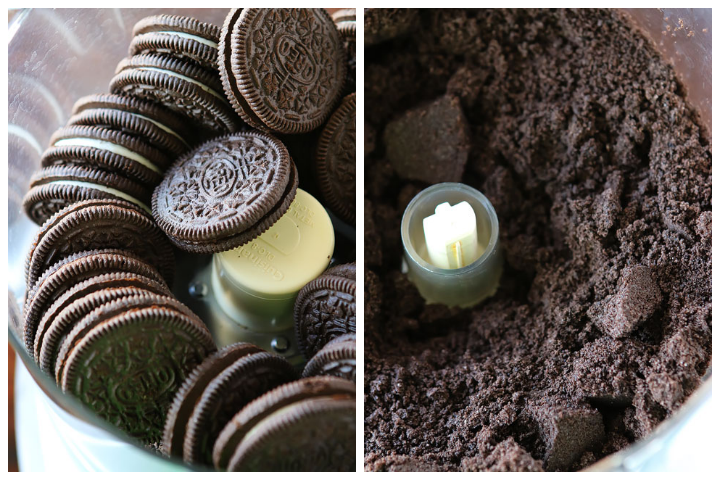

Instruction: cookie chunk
[365,9,420,45]
[529,398,605,471]
[384,95,470,184]
[461,438,543,472]
[589,266,661,338]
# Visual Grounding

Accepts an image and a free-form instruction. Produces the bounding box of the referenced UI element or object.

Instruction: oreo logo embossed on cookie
[152,131,298,254]
[219,8,346,133]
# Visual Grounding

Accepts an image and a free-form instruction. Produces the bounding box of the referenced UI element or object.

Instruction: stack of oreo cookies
[212,376,356,471]
[22,198,216,446]
[22,14,244,227]
[112,14,242,136]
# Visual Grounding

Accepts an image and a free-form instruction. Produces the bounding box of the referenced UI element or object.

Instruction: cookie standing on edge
[213,377,356,471]
[315,93,356,224]
[59,298,216,445]
[160,343,297,466]
[34,270,171,370]
[294,263,357,359]
[219,8,346,133]
[42,125,168,187]
[302,333,356,382]
[130,14,222,72]
[152,131,298,253]
[332,9,356,95]
[69,93,193,157]
[111,53,241,134]
[23,248,166,355]
[161,343,262,458]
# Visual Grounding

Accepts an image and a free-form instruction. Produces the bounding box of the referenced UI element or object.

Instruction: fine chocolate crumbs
[364,9,711,472]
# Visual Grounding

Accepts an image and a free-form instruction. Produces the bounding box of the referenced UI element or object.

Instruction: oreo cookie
[332,9,356,95]
[302,333,356,382]
[217,377,356,471]
[315,93,356,224]
[54,291,204,384]
[111,53,241,134]
[23,248,166,355]
[23,164,151,225]
[152,131,298,253]
[161,343,297,466]
[57,294,216,445]
[130,14,221,72]
[294,263,357,359]
[69,93,193,157]
[42,125,168,186]
[33,270,171,370]
[219,8,346,133]
[25,198,175,290]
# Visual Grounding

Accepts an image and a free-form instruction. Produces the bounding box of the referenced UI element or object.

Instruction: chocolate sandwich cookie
[213,376,355,471]
[315,93,356,224]
[130,15,221,72]
[42,125,169,186]
[332,9,356,94]
[181,351,297,466]
[59,299,216,445]
[152,131,298,254]
[225,389,356,471]
[161,342,263,459]
[23,164,151,225]
[294,266,357,359]
[34,271,171,370]
[23,248,166,355]
[69,93,193,157]
[25,198,175,290]
[365,8,420,45]
[111,53,241,134]
[54,291,205,385]
[302,333,356,382]
[219,8,346,133]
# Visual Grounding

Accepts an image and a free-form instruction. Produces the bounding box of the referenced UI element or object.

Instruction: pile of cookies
[160,343,355,471]
[18,8,356,472]
[22,198,216,446]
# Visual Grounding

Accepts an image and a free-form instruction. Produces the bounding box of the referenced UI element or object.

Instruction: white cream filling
[136,67,227,102]
[90,108,190,148]
[48,180,151,214]
[153,30,219,49]
[53,138,161,174]
[132,112,191,147]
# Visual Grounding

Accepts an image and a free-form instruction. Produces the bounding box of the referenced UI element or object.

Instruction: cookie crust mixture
[364,8,711,472]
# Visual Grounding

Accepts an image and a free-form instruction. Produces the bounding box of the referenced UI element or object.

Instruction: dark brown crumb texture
[364,9,711,472]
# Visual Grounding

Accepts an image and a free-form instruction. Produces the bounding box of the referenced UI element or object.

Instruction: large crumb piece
[461,438,544,472]
[384,95,470,184]
[529,397,605,471]
[588,265,662,338]
[365,453,449,472]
